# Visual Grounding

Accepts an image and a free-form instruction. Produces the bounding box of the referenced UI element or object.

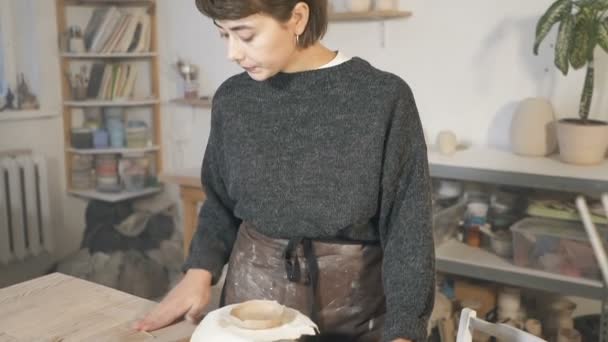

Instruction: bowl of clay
[228,300,286,330]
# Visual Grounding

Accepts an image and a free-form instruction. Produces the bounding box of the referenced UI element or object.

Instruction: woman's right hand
[133,269,213,331]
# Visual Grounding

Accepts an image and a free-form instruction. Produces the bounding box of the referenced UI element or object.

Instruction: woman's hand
[133,269,213,331]
[393,339,412,342]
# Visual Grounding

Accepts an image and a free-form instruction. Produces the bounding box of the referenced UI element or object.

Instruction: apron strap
[283,237,320,324]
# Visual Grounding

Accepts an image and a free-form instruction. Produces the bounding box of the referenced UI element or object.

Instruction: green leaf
[576,0,608,7]
[555,15,575,74]
[598,21,608,52]
[534,0,573,55]
[569,9,594,69]
[581,0,608,11]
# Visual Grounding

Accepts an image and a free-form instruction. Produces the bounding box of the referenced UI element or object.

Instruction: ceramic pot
[480,225,512,258]
[437,130,458,155]
[525,319,542,337]
[543,298,576,338]
[347,0,372,12]
[556,118,608,165]
[557,328,581,342]
[330,0,347,13]
[374,0,397,11]
[497,287,521,316]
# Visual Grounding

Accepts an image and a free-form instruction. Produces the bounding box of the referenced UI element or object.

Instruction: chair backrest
[456,308,546,342]
[576,195,608,286]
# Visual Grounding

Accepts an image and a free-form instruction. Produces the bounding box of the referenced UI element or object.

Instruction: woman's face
[215,6,308,81]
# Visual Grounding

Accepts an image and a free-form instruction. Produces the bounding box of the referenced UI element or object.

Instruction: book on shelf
[85,62,138,100]
[84,6,151,53]
[88,6,120,52]
[86,63,106,98]
[84,7,109,49]
[100,12,130,53]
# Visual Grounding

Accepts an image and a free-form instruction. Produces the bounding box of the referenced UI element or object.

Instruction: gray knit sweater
[183,57,435,341]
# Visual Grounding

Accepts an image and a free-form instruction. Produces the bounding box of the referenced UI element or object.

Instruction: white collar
[317,51,351,69]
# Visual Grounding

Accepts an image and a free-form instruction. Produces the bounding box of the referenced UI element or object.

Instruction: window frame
[0,0,17,100]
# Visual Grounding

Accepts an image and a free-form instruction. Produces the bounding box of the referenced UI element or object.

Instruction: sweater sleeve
[182,101,242,285]
[379,80,435,342]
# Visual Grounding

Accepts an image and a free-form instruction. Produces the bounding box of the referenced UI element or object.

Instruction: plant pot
[556,118,608,165]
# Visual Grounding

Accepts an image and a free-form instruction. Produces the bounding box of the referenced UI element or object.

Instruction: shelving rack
[55,0,162,202]
[428,146,608,337]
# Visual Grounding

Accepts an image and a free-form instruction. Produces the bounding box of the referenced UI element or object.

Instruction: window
[0,30,5,99]
[0,0,18,106]
[0,0,9,99]
[0,0,46,116]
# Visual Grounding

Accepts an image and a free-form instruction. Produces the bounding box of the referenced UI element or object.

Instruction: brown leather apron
[221,221,386,341]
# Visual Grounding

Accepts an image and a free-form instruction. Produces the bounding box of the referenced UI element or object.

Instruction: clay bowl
[229,300,285,330]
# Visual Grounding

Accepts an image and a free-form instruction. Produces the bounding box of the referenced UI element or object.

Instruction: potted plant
[534,0,608,165]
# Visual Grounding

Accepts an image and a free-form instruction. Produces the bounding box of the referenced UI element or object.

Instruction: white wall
[157,0,608,171]
[0,0,86,287]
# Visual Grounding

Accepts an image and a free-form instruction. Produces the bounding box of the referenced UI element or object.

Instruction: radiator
[0,154,53,264]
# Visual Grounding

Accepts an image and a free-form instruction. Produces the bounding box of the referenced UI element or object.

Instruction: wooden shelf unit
[68,187,162,202]
[63,0,155,7]
[63,99,160,107]
[329,10,412,22]
[66,145,160,154]
[55,0,163,202]
[170,97,212,109]
[60,52,157,59]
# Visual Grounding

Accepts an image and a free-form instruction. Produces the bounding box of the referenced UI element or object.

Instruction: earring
[295,34,300,46]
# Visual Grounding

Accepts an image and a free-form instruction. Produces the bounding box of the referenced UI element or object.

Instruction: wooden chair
[455,308,546,342]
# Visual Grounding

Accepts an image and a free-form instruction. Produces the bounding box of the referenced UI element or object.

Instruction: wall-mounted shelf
[64,0,154,6]
[429,145,608,334]
[170,97,212,109]
[60,52,157,59]
[328,10,412,48]
[428,146,608,194]
[329,10,412,22]
[436,239,604,300]
[66,146,160,154]
[0,111,60,122]
[68,187,161,202]
[63,99,159,107]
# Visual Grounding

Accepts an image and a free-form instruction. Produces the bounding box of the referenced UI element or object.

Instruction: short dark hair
[195,0,328,48]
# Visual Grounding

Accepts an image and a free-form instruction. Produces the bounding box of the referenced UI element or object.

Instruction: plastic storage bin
[126,121,149,148]
[119,155,148,191]
[70,155,94,189]
[71,128,93,149]
[511,217,606,280]
[104,108,125,148]
[95,154,120,192]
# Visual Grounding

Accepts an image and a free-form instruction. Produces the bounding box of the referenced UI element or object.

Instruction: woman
[135,0,434,341]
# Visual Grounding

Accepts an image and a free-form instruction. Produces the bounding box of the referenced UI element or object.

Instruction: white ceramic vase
[374,0,397,11]
[436,130,458,156]
[347,0,372,12]
[510,97,557,157]
[330,0,347,13]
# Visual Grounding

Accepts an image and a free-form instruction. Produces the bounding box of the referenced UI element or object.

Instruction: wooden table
[160,168,205,257]
[0,273,195,341]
